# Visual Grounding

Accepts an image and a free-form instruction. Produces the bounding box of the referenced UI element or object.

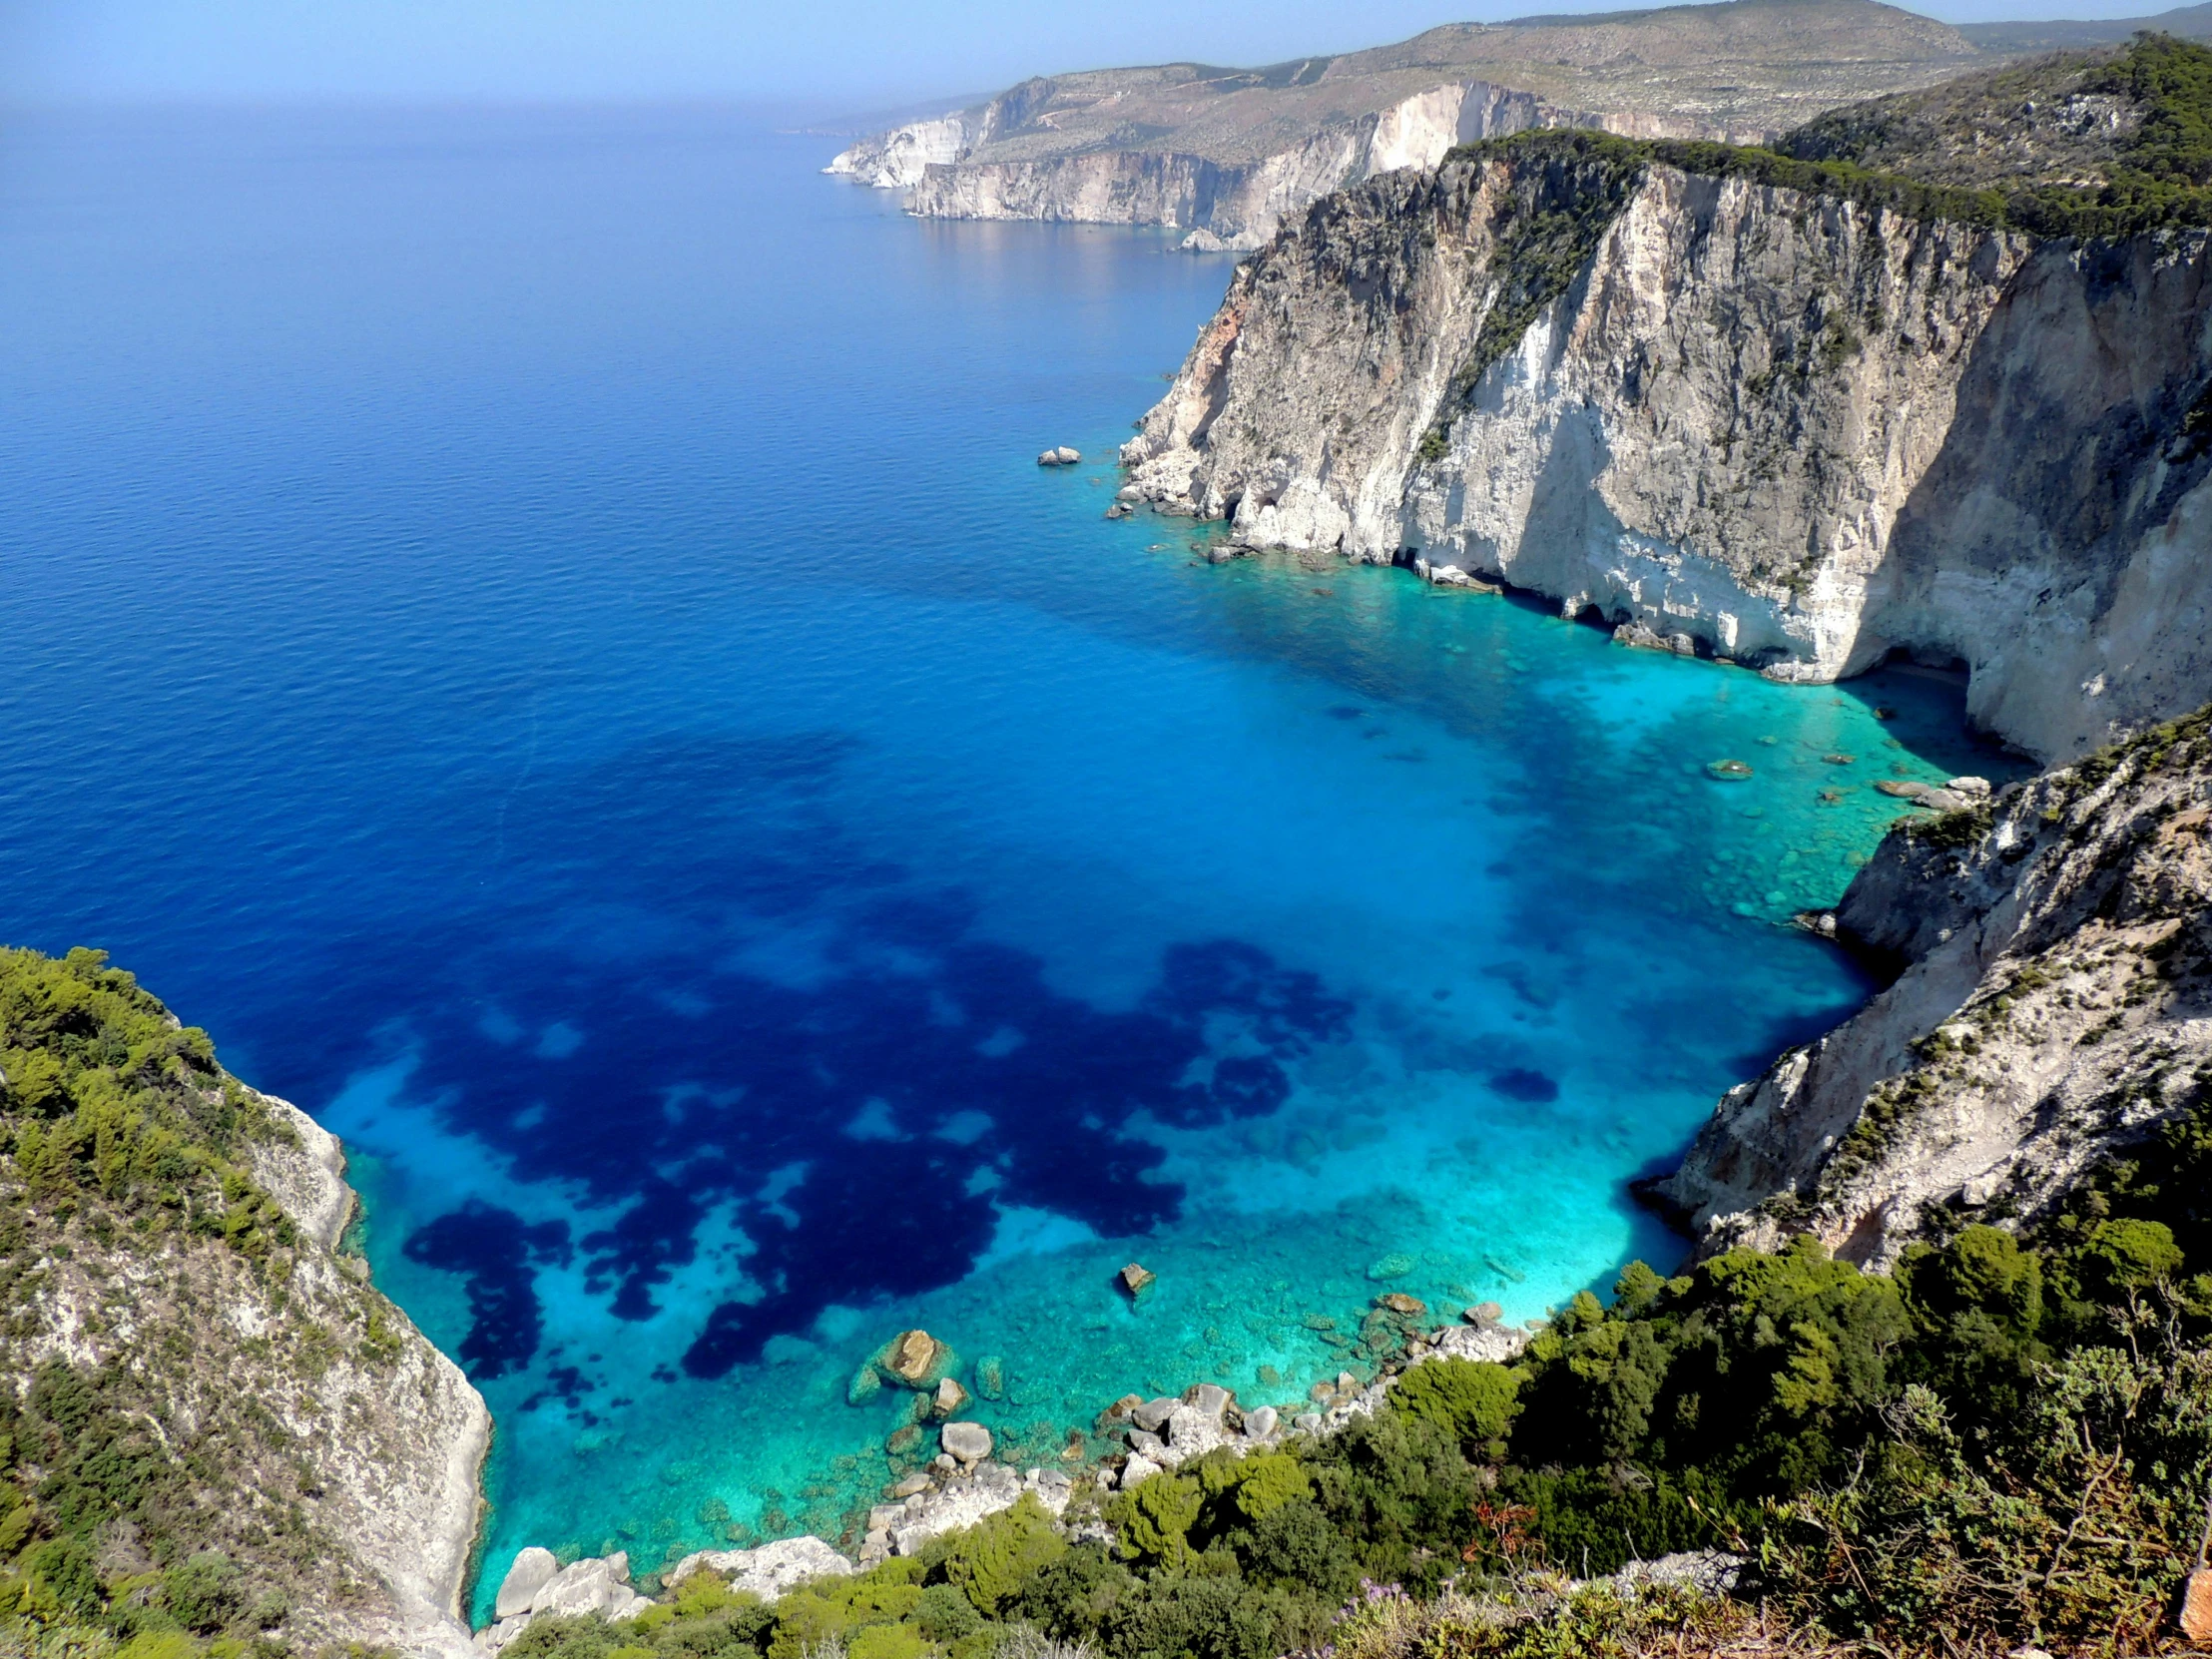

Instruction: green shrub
[1107,1476,1203,1568]
[936,1494,1066,1615]
[1391,1359,1521,1452]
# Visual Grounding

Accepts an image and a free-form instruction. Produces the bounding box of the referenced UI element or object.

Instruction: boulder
[1116,485,1143,503]
[1185,1382,1232,1419]
[1291,1411,1324,1433]
[882,1329,946,1385]
[1365,1252,1413,1280]
[1119,1454,1162,1488]
[1376,1293,1426,1318]
[1463,1302,1504,1327]
[1948,775,1993,798]
[531,1554,634,1619]
[1055,446,1081,464]
[1242,1405,1279,1440]
[890,1472,931,1498]
[665,1536,854,1603]
[1875,778,1932,799]
[495,1547,558,1619]
[940,1420,994,1462]
[933,1378,969,1415]
[1131,1395,1178,1433]
[1119,1262,1157,1298]
[1127,1428,1166,1457]
[2180,1567,2212,1641]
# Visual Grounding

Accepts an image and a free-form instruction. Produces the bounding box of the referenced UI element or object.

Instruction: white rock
[495,1547,557,1619]
[1130,1395,1178,1432]
[940,1420,994,1462]
[1424,1324,1530,1365]
[665,1536,854,1601]
[1119,1454,1162,1487]
[1241,1405,1279,1440]
[531,1555,632,1619]
[1948,776,1993,798]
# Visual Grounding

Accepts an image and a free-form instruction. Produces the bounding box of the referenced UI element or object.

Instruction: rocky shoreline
[470,1298,1536,1650]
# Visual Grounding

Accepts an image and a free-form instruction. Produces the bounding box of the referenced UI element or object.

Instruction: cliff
[1661,706,2212,1270]
[0,946,489,1656]
[1120,68,2212,761]
[830,0,1992,247]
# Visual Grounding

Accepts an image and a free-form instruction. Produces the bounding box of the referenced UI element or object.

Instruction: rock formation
[1121,132,2212,762]
[829,0,1993,247]
[1663,707,2212,1268]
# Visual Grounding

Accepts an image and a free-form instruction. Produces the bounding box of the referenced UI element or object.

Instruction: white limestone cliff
[1661,710,2212,1269]
[1122,146,2212,762]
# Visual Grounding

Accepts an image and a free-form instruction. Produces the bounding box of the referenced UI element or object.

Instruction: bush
[1389,1360,1520,1453]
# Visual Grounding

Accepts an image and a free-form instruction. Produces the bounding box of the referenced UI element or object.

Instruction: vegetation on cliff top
[1438,34,2212,244]
[0,946,349,1659]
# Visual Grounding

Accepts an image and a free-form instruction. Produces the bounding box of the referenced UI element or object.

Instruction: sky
[0,0,2185,113]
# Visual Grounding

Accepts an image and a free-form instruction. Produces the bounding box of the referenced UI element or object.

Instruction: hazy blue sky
[0,0,2179,112]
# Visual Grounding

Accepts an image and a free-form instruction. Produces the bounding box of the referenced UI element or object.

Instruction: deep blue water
[0,106,2014,1619]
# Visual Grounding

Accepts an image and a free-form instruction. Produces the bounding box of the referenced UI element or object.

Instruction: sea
[0,105,2015,1620]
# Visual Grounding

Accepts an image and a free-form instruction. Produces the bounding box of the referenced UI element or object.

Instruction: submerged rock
[1706,759,1755,781]
[940,1420,993,1462]
[878,1329,950,1387]
[1376,1292,1426,1317]
[1365,1251,1414,1280]
[975,1356,1006,1399]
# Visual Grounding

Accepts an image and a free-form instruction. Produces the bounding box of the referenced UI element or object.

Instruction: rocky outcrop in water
[1662,707,2212,1267]
[1120,133,2212,762]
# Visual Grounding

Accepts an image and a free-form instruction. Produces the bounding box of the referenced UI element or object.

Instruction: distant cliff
[828,0,1992,248]
[1118,44,2212,762]
[0,946,488,1656]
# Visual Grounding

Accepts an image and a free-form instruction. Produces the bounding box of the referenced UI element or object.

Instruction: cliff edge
[0,946,489,1656]
[1663,706,2212,1269]
[1121,41,2212,761]
[830,0,1991,249]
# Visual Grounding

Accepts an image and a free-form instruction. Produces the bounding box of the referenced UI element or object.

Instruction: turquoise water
[0,108,2014,1620]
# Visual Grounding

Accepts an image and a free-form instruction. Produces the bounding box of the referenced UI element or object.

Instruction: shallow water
[0,107,2017,1616]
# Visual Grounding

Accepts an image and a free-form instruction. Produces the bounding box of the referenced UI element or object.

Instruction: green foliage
[1387,1360,1520,1453]
[1106,1475,1203,1568]
[933,1495,1066,1615]
[1193,1451,1309,1526]
[0,945,288,1251]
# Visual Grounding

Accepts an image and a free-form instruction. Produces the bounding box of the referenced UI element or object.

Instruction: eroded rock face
[1662,708,2212,1266]
[22,1090,490,1658]
[1122,146,2212,764]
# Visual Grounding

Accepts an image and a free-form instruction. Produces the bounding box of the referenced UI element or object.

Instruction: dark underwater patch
[300,730,1362,1382]
[1487,1067,1560,1103]
[401,1201,573,1378]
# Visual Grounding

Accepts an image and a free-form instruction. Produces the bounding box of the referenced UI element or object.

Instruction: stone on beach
[1131,1395,1178,1432]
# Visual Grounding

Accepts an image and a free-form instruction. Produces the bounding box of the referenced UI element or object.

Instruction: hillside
[0,946,487,1656]
[828,0,1992,247]
[1960,0,2212,52]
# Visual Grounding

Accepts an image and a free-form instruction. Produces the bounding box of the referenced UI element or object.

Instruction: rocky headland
[0,947,488,1656]
[828,0,2001,250]
[1120,39,2212,764]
